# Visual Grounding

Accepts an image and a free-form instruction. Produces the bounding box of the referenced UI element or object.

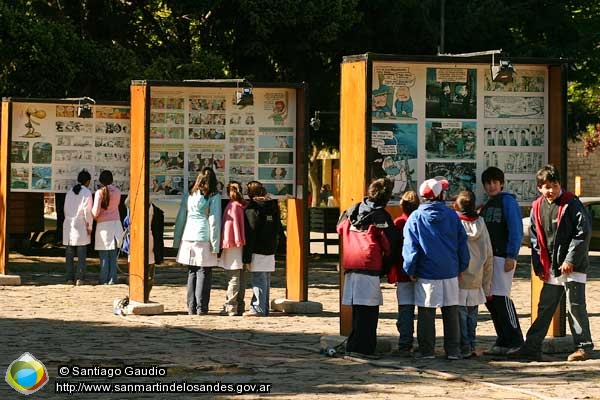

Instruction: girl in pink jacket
[219,181,247,316]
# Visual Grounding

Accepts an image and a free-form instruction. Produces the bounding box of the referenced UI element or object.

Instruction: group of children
[173,167,281,317]
[338,165,594,362]
[63,169,124,286]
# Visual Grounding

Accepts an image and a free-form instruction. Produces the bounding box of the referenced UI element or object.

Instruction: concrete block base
[542,336,575,354]
[271,298,323,314]
[320,335,347,351]
[319,335,392,354]
[125,301,165,315]
[0,275,21,286]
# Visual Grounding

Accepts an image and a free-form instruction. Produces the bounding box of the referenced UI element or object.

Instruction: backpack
[151,204,165,264]
[119,204,165,265]
[120,212,131,256]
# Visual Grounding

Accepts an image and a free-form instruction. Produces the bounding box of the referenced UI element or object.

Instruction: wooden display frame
[339,53,567,336]
[128,81,309,303]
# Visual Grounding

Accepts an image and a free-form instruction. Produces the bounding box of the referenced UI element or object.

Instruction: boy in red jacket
[337,178,398,359]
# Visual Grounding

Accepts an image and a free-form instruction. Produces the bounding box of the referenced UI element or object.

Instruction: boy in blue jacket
[479,167,524,356]
[403,177,470,360]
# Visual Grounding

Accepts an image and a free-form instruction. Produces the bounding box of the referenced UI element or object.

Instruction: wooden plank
[339,59,368,336]
[286,199,306,301]
[128,84,149,303]
[0,100,10,274]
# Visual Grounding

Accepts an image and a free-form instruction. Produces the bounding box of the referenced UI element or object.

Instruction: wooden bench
[309,207,340,255]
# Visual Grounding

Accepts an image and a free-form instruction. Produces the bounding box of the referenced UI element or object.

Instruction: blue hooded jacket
[402,200,470,279]
[479,192,523,259]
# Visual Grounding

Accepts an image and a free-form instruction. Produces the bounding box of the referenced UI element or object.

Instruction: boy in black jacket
[242,181,282,317]
[509,165,594,362]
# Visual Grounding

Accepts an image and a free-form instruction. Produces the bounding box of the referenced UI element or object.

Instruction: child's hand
[504,258,517,272]
[559,262,573,274]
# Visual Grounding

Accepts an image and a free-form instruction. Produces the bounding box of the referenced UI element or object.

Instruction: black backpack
[151,204,165,264]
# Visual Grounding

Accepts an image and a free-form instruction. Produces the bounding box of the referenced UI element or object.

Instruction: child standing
[176,167,222,315]
[337,178,398,359]
[403,178,470,360]
[242,181,282,317]
[479,167,524,355]
[509,164,594,362]
[387,190,420,356]
[92,170,123,285]
[454,190,493,358]
[219,181,247,316]
[63,170,93,286]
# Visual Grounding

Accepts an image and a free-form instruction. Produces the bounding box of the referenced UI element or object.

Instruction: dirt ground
[1,248,599,399]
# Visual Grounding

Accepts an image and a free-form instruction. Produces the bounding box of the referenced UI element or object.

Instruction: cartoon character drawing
[382,156,413,194]
[23,106,46,138]
[268,92,289,126]
[372,72,394,119]
[439,82,451,117]
[454,84,471,116]
[520,129,529,146]
[394,86,413,117]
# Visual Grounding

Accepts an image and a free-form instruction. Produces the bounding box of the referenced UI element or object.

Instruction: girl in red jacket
[388,190,420,356]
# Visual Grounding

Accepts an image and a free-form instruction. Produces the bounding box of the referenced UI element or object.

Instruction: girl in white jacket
[454,190,493,358]
[63,170,93,285]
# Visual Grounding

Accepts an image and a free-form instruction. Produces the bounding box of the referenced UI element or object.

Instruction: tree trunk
[308,144,321,207]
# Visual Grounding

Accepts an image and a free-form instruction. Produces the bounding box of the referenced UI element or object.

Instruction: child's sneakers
[392,346,413,358]
[461,345,476,359]
[567,348,590,362]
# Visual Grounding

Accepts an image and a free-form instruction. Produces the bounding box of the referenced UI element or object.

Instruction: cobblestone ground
[1,248,599,399]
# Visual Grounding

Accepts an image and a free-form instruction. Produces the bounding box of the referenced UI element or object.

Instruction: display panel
[370,62,547,205]
[149,87,297,200]
[10,102,130,192]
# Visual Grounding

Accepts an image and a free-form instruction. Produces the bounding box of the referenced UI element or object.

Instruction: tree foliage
[1,0,600,140]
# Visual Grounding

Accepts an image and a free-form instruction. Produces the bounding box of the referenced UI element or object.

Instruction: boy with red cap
[402,177,470,359]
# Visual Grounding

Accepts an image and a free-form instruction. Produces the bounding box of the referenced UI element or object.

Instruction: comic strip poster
[426,68,477,119]
[372,65,417,121]
[425,121,476,160]
[484,69,545,93]
[483,151,544,175]
[148,87,297,199]
[10,102,130,192]
[483,124,545,147]
[369,123,418,202]
[484,96,544,119]
[425,162,477,200]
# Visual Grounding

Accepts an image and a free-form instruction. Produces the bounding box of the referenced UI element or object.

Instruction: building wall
[567,140,600,197]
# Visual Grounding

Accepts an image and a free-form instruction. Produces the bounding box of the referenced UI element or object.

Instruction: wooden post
[339,60,368,335]
[128,84,150,303]
[0,100,10,274]
[286,198,306,301]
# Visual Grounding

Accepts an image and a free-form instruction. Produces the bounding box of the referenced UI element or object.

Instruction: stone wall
[567,140,600,197]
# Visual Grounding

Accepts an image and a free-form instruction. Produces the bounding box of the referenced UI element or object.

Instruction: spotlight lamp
[491,58,516,83]
[77,97,96,118]
[235,80,254,106]
[442,49,515,84]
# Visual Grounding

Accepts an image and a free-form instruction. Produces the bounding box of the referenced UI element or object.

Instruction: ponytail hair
[98,170,114,209]
[73,169,91,195]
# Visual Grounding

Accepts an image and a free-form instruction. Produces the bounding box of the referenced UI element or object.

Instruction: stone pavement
[1,247,600,399]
